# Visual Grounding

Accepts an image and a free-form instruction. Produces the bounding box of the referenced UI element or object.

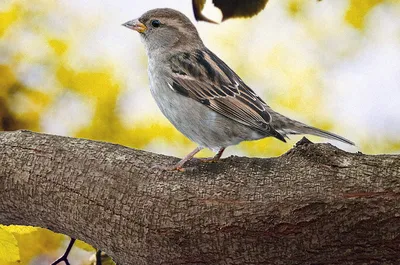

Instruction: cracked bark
[0,130,399,265]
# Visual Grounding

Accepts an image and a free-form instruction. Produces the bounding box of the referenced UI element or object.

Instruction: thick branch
[0,130,399,265]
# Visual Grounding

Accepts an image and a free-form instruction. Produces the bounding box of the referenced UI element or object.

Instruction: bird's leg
[200,147,225,163]
[51,237,76,265]
[172,146,203,170]
[158,146,203,171]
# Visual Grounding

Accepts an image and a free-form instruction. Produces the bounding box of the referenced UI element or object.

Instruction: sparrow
[122,8,354,171]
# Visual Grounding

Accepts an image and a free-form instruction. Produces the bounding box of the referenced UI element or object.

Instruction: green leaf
[0,227,20,263]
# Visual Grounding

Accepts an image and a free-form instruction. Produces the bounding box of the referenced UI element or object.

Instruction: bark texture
[0,130,399,265]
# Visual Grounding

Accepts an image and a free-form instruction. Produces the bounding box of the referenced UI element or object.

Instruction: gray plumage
[123,8,354,170]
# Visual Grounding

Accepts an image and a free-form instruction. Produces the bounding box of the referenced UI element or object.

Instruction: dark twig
[96,250,102,265]
[51,238,76,265]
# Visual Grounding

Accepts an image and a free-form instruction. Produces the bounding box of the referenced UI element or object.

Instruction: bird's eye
[151,20,161,28]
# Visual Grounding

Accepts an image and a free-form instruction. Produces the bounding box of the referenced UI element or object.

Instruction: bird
[122,8,354,171]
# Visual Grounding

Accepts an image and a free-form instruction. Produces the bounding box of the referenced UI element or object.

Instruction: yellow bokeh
[0,4,19,37]
[345,0,384,29]
[48,39,69,56]
[287,0,307,16]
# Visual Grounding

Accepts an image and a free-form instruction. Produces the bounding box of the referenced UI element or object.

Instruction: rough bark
[0,130,399,265]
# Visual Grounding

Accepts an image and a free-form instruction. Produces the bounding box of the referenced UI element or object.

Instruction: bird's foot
[198,148,225,164]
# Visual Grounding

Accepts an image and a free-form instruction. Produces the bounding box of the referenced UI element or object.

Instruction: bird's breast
[146,63,266,149]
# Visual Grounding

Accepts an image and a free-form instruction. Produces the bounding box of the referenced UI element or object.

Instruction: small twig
[51,238,76,265]
[96,250,102,265]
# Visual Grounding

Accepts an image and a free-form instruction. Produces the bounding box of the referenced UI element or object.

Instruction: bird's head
[123,8,204,54]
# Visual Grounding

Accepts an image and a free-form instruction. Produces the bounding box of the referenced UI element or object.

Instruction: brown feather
[168,48,286,142]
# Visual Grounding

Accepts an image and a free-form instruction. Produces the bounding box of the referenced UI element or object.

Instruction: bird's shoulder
[168,49,264,103]
[165,48,286,142]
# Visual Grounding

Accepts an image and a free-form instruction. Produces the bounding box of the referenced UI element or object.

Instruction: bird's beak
[122,19,147,33]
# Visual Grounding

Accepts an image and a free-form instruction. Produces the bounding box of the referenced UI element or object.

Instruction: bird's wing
[168,48,285,142]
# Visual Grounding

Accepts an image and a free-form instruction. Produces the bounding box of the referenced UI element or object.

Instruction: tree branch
[0,130,399,265]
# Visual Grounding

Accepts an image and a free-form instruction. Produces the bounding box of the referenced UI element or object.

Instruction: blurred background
[1,0,400,264]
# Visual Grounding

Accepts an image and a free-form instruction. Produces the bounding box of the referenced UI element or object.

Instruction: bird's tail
[269,110,355,146]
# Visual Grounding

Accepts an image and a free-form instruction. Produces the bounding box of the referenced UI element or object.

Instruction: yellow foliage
[75,239,96,252]
[241,137,288,157]
[361,138,400,154]
[57,67,120,99]
[0,226,63,265]
[0,4,18,37]
[10,88,52,132]
[48,39,68,56]
[12,228,64,264]
[128,123,192,148]
[265,46,325,123]
[0,65,15,98]
[1,225,38,234]
[0,227,20,263]
[287,0,306,16]
[56,66,124,142]
[0,225,41,264]
[345,0,384,29]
